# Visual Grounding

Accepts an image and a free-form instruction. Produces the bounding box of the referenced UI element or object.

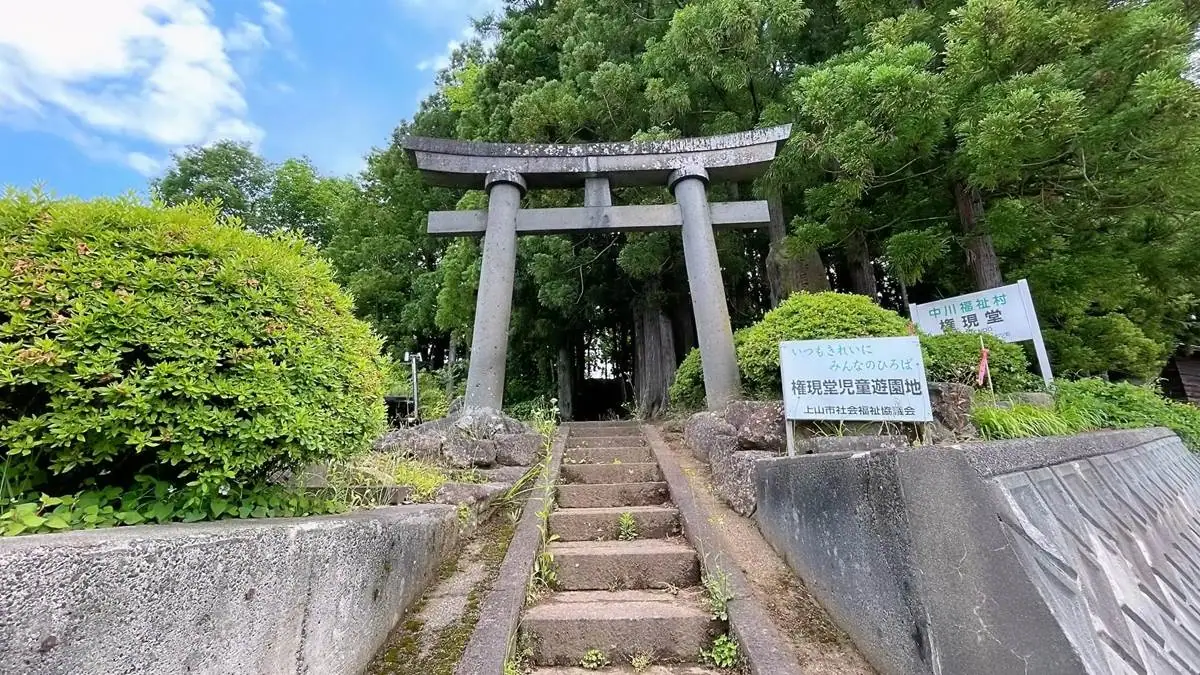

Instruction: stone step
[551,539,699,591]
[550,506,680,541]
[532,662,720,667]
[567,436,648,449]
[566,421,641,428]
[562,463,661,485]
[564,445,654,464]
[569,426,644,438]
[521,589,720,666]
[556,482,669,509]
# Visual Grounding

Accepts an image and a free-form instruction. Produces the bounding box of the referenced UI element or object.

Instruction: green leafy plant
[671,292,1043,409]
[971,379,1200,450]
[0,477,337,536]
[630,652,653,672]
[920,330,1034,393]
[617,511,639,541]
[1056,379,1200,448]
[527,450,561,603]
[580,649,609,670]
[702,567,734,621]
[971,404,1077,440]
[701,634,740,669]
[0,191,386,534]
[508,395,561,440]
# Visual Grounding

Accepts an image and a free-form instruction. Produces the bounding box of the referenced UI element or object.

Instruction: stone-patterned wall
[755,427,1200,675]
[995,433,1200,674]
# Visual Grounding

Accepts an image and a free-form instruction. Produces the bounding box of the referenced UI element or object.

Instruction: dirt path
[368,510,518,675]
[659,428,876,675]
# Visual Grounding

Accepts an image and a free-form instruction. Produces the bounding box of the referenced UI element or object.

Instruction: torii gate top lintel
[406,125,793,413]
[401,124,791,189]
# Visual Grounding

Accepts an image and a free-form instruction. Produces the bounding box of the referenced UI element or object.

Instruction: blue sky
[0,0,499,198]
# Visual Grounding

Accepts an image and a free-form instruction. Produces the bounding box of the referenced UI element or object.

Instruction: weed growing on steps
[702,567,734,621]
[701,634,740,669]
[617,511,639,541]
[630,652,654,672]
[525,441,560,605]
[580,649,610,669]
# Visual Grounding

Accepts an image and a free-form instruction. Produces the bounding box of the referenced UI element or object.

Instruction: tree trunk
[845,229,878,299]
[556,343,574,421]
[445,339,457,399]
[634,295,677,419]
[766,190,830,306]
[953,181,1004,290]
[672,301,697,360]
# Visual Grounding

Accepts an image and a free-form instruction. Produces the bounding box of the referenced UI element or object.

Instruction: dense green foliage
[733,292,912,399]
[0,192,386,534]
[921,331,1032,393]
[973,379,1200,448]
[153,142,354,246]
[141,0,1200,415]
[671,292,1037,408]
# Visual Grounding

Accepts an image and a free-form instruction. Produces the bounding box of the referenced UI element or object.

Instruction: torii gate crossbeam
[404,125,792,412]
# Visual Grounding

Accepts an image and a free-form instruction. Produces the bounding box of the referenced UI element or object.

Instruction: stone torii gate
[403,125,792,412]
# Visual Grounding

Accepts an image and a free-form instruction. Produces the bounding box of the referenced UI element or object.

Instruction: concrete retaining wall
[0,505,460,675]
[755,428,1200,675]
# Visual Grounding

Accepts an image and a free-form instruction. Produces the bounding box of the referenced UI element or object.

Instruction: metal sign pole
[1018,280,1054,387]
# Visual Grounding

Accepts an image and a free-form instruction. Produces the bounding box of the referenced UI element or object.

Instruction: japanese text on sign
[909,282,1031,343]
[780,336,933,422]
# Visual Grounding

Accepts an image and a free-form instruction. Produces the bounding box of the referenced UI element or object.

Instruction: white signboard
[909,279,1052,385]
[779,336,933,423]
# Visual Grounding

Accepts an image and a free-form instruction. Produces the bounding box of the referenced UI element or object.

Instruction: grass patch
[971,378,1200,450]
[325,453,485,506]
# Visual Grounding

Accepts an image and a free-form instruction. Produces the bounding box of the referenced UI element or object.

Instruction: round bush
[920,331,1032,393]
[669,291,1037,409]
[1,194,386,505]
[671,292,911,407]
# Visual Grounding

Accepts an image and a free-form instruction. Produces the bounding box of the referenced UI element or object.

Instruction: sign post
[908,279,1052,387]
[779,336,933,456]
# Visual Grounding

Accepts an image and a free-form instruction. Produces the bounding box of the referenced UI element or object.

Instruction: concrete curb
[455,426,567,675]
[644,425,804,674]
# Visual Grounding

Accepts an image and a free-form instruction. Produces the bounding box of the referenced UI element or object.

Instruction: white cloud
[262,1,290,39]
[226,20,268,52]
[0,0,263,172]
[126,151,163,176]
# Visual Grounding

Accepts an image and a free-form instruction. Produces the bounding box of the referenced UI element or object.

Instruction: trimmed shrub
[0,192,386,532]
[669,348,707,411]
[920,331,1032,393]
[670,291,1041,409]
[671,292,912,407]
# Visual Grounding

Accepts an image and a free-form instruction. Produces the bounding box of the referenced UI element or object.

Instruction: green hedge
[0,192,386,533]
[670,291,1034,409]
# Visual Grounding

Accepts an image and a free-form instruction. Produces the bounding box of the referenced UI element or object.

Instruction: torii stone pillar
[670,165,740,408]
[465,170,526,408]
[404,125,792,411]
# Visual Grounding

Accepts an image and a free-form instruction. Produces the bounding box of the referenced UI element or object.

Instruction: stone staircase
[522,422,724,674]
